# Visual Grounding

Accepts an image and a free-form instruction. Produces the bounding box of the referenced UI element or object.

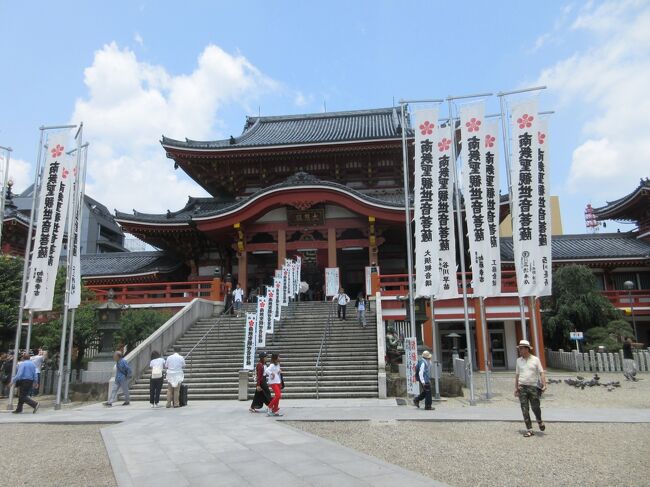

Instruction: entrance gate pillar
[277,229,286,269]
[327,227,337,268]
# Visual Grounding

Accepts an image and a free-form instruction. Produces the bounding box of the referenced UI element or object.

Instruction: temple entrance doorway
[248,250,277,299]
[295,234,326,301]
[337,247,366,300]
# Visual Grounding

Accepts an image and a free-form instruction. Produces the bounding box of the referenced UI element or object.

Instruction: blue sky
[1,1,648,233]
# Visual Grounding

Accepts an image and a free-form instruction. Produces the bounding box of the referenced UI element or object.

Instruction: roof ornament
[284,172,320,186]
[229,136,236,145]
[166,210,172,218]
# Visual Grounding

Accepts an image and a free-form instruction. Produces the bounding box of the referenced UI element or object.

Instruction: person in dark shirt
[249,352,271,412]
[622,337,637,381]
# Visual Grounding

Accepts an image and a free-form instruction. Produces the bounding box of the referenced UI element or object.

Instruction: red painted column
[474,299,487,371]
[277,229,286,269]
[327,228,337,268]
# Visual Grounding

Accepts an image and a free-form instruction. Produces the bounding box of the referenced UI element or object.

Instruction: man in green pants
[514,340,546,437]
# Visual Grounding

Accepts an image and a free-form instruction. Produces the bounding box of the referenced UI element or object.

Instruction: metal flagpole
[55,123,83,410]
[0,145,12,245]
[447,93,491,406]
[24,312,34,352]
[479,297,493,399]
[429,296,440,400]
[64,142,89,402]
[7,128,45,410]
[398,102,417,338]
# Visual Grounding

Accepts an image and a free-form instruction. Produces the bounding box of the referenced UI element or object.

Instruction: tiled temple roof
[80,251,182,278]
[592,177,650,221]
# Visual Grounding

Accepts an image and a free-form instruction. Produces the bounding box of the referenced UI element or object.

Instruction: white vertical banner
[265,286,275,333]
[243,312,257,370]
[25,132,73,311]
[293,260,300,295]
[273,276,282,321]
[536,118,552,296]
[484,119,502,295]
[433,121,459,299]
[510,98,540,297]
[256,296,268,347]
[460,101,492,297]
[404,337,420,396]
[282,265,289,306]
[296,256,302,293]
[413,108,439,298]
[68,150,85,309]
[325,267,339,297]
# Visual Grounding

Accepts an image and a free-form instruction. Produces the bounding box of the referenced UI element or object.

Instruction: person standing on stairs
[149,350,165,408]
[355,292,368,328]
[250,351,271,413]
[332,287,351,321]
[233,283,245,318]
[266,353,283,416]
[165,346,186,408]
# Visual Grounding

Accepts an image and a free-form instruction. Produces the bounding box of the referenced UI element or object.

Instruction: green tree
[116,308,172,352]
[0,255,23,349]
[585,319,634,352]
[542,264,622,349]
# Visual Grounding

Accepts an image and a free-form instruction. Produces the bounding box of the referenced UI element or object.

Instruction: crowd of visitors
[249,351,284,416]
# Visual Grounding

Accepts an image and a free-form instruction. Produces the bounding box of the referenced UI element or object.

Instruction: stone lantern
[95,289,124,359]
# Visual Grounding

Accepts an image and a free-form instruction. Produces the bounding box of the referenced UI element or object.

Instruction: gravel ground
[443,372,649,409]
[290,421,650,487]
[0,424,116,487]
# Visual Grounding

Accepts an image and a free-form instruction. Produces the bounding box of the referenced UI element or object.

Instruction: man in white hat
[515,340,546,437]
[413,350,434,410]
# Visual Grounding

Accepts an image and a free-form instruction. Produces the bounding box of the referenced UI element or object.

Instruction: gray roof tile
[80,251,182,277]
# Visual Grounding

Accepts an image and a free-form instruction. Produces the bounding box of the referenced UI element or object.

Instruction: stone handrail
[107,298,221,395]
[375,292,387,398]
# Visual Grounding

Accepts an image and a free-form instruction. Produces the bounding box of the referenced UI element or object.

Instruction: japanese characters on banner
[243,312,257,370]
[484,119,502,294]
[273,276,282,321]
[325,267,340,297]
[25,132,73,311]
[68,158,84,309]
[256,296,268,347]
[433,118,459,299]
[413,108,439,298]
[404,337,420,396]
[296,256,302,294]
[536,118,552,296]
[282,265,289,306]
[265,286,275,333]
[509,99,541,297]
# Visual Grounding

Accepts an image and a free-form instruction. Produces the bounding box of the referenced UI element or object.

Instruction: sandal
[538,421,546,431]
[523,430,535,437]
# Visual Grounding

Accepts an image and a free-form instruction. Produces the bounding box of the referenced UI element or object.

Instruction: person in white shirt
[149,350,165,408]
[355,292,368,327]
[233,283,245,317]
[332,287,351,321]
[265,353,283,416]
[514,340,547,437]
[165,346,186,408]
[30,349,46,396]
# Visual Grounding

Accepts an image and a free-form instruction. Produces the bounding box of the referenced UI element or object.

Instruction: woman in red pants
[266,353,283,416]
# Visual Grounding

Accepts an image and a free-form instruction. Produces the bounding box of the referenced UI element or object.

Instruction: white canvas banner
[413,108,439,298]
[68,157,84,309]
[433,120,459,299]
[273,277,282,322]
[536,118,552,296]
[256,296,268,347]
[296,256,302,293]
[325,267,339,297]
[460,101,494,297]
[243,312,257,370]
[405,337,420,395]
[484,119,501,295]
[265,286,275,333]
[510,98,541,297]
[282,265,289,306]
[25,132,73,311]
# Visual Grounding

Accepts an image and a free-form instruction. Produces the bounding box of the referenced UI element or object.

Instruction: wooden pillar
[474,299,487,371]
[534,298,547,369]
[327,227,337,268]
[238,251,248,294]
[277,229,286,269]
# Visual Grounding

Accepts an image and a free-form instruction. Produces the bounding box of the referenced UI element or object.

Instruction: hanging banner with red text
[273,276,282,321]
[484,119,501,295]
[414,108,439,298]
[243,312,257,370]
[266,285,275,333]
[256,296,268,347]
[510,98,540,297]
[325,267,340,297]
[282,264,290,306]
[536,118,552,296]
[433,119,459,299]
[68,148,85,309]
[25,131,73,311]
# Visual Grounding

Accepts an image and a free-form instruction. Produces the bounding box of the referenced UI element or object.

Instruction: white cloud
[134,33,144,47]
[536,0,650,197]
[293,91,312,108]
[71,42,277,213]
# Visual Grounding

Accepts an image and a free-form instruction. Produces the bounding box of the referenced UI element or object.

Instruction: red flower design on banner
[485,134,495,148]
[62,168,69,179]
[517,114,534,129]
[51,144,64,158]
[260,301,265,308]
[465,118,481,132]
[248,319,254,328]
[438,138,451,152]
[538,131,546,144]
[419,120,435,135]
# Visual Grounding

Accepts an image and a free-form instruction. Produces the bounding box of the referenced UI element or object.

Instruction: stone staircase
[129,301,379,401]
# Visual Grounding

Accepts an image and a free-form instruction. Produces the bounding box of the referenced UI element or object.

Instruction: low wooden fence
[546,349,650,373]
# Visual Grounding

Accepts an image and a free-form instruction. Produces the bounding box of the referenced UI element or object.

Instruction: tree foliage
[0,255,24,349]
[586,319,634,352]
[116,308,172,352]
[542,265,623,349]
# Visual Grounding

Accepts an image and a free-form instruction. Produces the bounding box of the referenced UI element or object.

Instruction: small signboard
[405,337,420,396]
[569,331,584,341]
[325,267,340,297]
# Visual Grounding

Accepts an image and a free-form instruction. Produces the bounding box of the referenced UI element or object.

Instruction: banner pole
[429,295,440,400]
[479,297,493,399]
[398,102,417,338]
[24,312,33,352]
[0,146,12,245]
[63,308,76,403]
[530,296,540,356]
[447,97,476,406]
[55,123,83,410]
[7,128,45,410]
